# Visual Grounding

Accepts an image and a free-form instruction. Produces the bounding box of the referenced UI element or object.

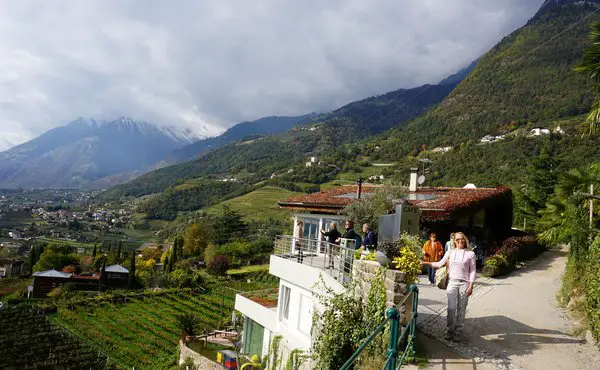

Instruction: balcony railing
[273,235,357,284]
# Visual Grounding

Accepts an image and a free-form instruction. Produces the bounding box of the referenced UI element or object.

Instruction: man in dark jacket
[361,223,377,251]
[339,220,359,249]
[321,222,341,268]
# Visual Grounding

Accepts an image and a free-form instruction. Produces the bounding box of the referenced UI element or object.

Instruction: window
[298,294,313,335]
[280,285,291,321]
[243,318,265,356]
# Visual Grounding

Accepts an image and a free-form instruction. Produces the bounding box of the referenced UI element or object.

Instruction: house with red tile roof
[277,170,513,252]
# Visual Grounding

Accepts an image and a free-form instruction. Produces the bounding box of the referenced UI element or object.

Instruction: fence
[340,284,419,370]
[273,235,357,284]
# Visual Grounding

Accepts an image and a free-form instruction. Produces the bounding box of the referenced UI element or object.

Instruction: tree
[213,206,247,244]
[514,148,559,229]
[576,21,600,135]
[174,236,184,259]
[99,261,107,290]
[128,251,136,289]
[207,255,230,276]
[164,256,171,273]
[341,186,403,230]
[116,242,122,264]
[92,244,97,259]
[183,222,212,257]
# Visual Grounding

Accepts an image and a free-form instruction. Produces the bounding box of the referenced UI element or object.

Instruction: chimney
[357,178,363,199]
[409,168,418,192]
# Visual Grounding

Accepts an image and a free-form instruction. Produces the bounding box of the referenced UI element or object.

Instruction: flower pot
[375,250,390,267]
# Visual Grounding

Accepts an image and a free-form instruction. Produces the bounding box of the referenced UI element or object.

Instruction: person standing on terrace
[320,222,341,268]
[361,223,377,251]
[422,231,476,342]
[422,232,444,285]
[337,220,359,249]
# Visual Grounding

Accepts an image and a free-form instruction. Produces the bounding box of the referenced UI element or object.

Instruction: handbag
[435,250,452,290]
[435,266,449,290]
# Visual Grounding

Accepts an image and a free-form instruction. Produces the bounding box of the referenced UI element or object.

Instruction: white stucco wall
[234,294,277,332]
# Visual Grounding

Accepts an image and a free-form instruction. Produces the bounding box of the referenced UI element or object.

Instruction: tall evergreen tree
[28,245,37,273]
[128,251,136,289]
[116,242,122,264]
[174,236,184,258]
[99,261,107,291]
[164,255,170,273]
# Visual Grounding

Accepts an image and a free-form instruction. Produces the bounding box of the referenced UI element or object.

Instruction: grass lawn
[207,186,300,221]
[227,264,269,276]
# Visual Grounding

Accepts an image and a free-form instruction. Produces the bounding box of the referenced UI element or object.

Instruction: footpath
[411,246,600,370]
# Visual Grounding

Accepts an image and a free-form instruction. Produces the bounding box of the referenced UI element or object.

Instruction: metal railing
[340,284,419,370]
[273,235,357,284]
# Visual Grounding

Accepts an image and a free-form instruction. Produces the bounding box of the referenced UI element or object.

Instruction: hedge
[483,235,546,277]
[586,236,600,345]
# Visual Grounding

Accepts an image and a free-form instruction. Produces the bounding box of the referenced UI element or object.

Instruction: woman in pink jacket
[422,231,476,342]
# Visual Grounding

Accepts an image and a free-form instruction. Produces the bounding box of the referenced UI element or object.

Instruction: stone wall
[352,259,410,320]
[179,340,222,370]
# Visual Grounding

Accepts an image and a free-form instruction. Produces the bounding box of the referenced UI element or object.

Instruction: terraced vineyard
[51,290,236,369]
[0,307,108,369]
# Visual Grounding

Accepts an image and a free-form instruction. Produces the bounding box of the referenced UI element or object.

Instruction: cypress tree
[165,256,171,273]
[29,245,37,273]
[128,251,136,289]
[99,261,107,291]
[116,242,122,264]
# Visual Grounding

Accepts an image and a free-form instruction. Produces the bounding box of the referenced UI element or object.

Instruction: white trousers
[446,279,469,336]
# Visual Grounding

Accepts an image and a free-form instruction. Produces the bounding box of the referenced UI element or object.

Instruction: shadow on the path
[464,315,585,349]
[417,313,584,367]
[416,332,489,369]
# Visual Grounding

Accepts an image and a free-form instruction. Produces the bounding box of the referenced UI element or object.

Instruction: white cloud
[0,0,544,150]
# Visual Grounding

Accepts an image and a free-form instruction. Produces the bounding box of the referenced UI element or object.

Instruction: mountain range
[0,117,202,189]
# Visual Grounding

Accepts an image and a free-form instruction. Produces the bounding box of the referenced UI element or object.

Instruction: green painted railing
[340,284,419,370]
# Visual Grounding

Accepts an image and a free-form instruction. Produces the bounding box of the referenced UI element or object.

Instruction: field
[51,290,237,369]
[0,307,107,369]
[207,186,300,221]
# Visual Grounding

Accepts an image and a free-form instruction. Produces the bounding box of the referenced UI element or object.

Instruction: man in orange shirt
[423,232,444,285]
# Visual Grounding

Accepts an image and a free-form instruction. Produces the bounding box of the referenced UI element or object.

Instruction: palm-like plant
[176,313,203,339]
[537,164,600,260]
[576,21,600,135]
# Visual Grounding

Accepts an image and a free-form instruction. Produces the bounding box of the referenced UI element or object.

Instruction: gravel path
[415,246,600,370]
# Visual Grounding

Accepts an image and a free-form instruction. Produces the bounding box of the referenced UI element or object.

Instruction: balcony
[272,235,357,285]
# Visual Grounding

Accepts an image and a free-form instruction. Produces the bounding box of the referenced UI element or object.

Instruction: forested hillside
[99,78,460,202]
[373,1,598,160]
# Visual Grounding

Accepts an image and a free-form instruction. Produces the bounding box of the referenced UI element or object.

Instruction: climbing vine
[311,269,391,369]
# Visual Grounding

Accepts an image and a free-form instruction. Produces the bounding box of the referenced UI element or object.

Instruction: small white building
[530,128,550,136]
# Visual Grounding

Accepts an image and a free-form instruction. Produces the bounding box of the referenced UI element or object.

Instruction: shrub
[392,247,422,283]
[207,255,230,276]
[586,235,600,345]
[484,235,545,277]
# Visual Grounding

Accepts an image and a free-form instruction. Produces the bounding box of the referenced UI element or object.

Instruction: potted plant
[176,313,202,342]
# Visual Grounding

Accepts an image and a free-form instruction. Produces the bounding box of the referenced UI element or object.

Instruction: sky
[0,0,544,150]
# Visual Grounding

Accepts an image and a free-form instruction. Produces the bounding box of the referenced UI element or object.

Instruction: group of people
[421,231,477,342]
[319,220,377,250]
